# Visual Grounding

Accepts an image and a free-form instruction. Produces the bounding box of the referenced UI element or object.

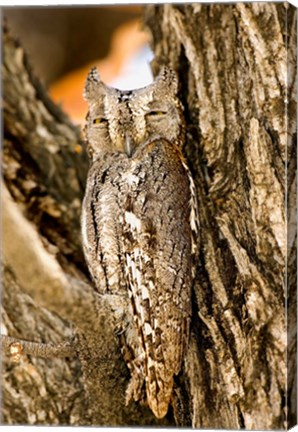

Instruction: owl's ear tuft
[83,67,102,102]
[88,67,101,83]
[156,66,178,95]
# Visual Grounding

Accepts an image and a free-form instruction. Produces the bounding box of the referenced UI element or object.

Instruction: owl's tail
[146,366,174,419]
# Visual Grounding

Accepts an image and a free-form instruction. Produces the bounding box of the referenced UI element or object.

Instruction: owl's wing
[122,139,197,418]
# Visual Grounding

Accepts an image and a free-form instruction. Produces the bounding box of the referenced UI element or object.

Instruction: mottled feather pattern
[81,67,199,419]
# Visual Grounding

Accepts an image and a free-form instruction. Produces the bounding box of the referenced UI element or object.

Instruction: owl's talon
[115,325,125,336]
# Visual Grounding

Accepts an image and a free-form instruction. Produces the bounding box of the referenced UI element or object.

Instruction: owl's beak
[124,133,134,157]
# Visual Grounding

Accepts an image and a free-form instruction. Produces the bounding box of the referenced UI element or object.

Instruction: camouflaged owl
[81,66,199,418]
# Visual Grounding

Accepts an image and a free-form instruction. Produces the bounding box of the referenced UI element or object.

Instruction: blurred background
[4,6,154,124]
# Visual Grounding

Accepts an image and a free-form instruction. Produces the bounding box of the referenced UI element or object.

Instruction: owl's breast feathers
[82,138,198,419]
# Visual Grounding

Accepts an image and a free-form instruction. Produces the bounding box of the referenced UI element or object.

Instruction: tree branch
[1,335,75,359]
[2,24,170,427]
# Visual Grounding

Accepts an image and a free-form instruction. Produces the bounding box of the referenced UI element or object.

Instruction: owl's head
[83,66,184,161]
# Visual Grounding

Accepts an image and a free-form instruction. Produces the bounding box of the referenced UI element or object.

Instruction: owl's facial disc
[84,66,184,160]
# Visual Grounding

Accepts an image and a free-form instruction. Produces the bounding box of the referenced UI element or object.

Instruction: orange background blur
[4,6,153,123]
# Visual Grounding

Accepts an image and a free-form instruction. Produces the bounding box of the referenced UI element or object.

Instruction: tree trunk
[2,3,297,429]
[144,2,297,429]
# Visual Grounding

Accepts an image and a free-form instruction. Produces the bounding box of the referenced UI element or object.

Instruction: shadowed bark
[2,3,297,429]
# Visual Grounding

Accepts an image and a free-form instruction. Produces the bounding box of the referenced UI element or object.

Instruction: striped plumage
[81,67,199,419]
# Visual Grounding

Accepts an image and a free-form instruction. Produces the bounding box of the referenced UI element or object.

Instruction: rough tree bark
[2,3,297,429]
[145,2,297,428]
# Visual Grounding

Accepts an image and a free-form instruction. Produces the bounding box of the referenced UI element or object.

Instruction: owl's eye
[147,110,167,116]
[93,117,108,124]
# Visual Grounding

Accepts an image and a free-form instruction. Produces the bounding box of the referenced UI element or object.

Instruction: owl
[81,66,199,419]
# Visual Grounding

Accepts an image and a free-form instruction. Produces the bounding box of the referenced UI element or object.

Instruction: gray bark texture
[2,2,297,429]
